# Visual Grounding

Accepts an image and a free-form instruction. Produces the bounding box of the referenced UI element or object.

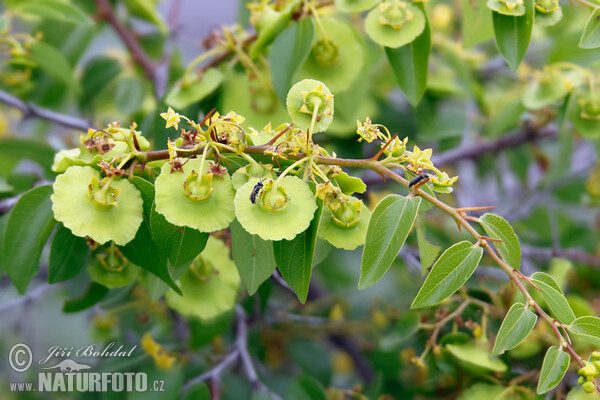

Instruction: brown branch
[523,245,600,268]
[95,0,156,80]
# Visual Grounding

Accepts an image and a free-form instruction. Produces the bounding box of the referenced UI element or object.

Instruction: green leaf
[288,375,328,400]
[531,271,576,324]
[230,219,276,295]
[333,172,367,195]
[119,177,181,295]
[115,76,148,115]
[416,216,441,276]
[149,203,208,268]
[0,138,57,175]
[269,18,315,103]
[49,224,89,283]
[123,0,167,33]
[63,282,109,313]
[1,185,55,293]
[359,195,421,289]
[479,213,521,270]
[445,343,507,372]
[80,56,122,107]
[411,241,483,308]
[491,0,534,71]
[273,200,323,303]
[461,0,494,47]
[15,0,91,25]
[580,9,600,49]
[492,302,537,356]
[537,346,569,394]
[164,68,223,110]
[0,214,8,273]
[385,3,430,106]
[568,316,600,347]
[29,41,77,88]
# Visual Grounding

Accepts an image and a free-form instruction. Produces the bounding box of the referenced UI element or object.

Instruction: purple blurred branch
[183,306,282,400]
[0,89,90,131]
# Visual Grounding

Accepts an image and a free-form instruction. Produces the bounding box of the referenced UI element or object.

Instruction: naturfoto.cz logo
[7,342,165,393]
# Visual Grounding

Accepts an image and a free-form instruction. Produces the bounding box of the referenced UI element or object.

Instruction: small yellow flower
[160,107,182,130]
[141,333,177,371]
[356,117,381,143]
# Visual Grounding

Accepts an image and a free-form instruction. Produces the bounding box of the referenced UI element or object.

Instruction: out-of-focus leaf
[580,9,600,49]
[359,195,421,289]
[461,0,494,47]
[15,0,91,25]
[164,69,223,110]
[411,241,483,308]
[492,0,534,71]
[385,3,430,106]
[29,41,78,89]
[531,271,576,324]
[0,138,57,175]
[479,213,521,270]
[49,224,88,283]
[1,185,55,293]
[288,375,327,400]
[416,216,441,276]
[80,56,122,107]
[63,282,109,313]
[445,343,507,372]
[537,346,570,394]
[269,18,315,103]
[123,0,167,33]
[492,302,537,355]
[115,77,148,115]
[230,219,276,295]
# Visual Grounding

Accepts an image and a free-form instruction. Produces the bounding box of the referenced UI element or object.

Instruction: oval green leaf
[492,302,537,355]
[385,3,430,107]
[580,9,600,49]
[269,18,315,103]
[1,185,56,293]
[359,195,421,290]
[411,241,483,308]
[479,213,521,270]
[461,0,494,48]
[537,346,570,394]
[416,216,441,276]
[29,41,77,88]
[230,219,276,296]
[491,0,534,71]
[531,271,576,325]
[446,343,508,372]
[274,200,323,303]
[49,224,89,283]
[567,316,600,347]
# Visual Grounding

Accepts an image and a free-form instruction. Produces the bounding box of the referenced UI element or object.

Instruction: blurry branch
[523,245,600,268]
[432,123,556,166]
[270,270,376,383]
[184,306,282,400]
[0,89,91,131]
[0,284,56,314]
[362,123,556,186]
[95,0,156,82]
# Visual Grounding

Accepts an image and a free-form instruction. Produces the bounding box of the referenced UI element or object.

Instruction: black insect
[250,179,265,204]
[408,173,430,188]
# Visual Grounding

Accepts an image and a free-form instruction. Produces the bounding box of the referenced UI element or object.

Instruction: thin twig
[95,0,156,81]
[0,89,90,131]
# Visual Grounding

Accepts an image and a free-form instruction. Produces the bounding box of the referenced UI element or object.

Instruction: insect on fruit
[408,173,430,188]
[250,178,266,204]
